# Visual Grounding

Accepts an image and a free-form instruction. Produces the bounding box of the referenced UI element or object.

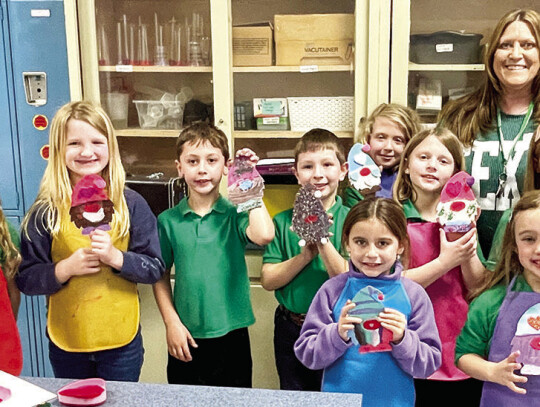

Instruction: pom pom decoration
[291,183,331,246]
[70,174,114,235]
[227,155,265,212]
[347,143,381,198]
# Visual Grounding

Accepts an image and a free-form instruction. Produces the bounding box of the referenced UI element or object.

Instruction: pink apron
[408,221,469,380]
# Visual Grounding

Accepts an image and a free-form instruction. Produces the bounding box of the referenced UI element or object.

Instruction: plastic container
[234,101,255,130]
[256,117,289,131]
[133,100,184,129]
[102,92,129,129]
[287,96,354,132]
[409,31,483,64]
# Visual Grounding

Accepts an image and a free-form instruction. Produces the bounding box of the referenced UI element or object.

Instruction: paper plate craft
[227,155,265,212]
[510,303,540,375]
[70,174,114,235]
[0,371,56,407]
[0,386,11,403]
[57,378,106,406]
[436,171,478,241]
[348,285,392,354]
[348,143,381,198]
[291,183,331,247]
[0,266,23,376]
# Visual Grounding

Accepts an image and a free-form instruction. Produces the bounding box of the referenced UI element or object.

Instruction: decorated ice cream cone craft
[348,143,381,198]
[70,174,114,235]
[436,171,479,241]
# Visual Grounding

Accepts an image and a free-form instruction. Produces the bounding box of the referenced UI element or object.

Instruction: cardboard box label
[233,38,270,56]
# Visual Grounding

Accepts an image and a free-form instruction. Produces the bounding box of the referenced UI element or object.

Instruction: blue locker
[1,0,70,377]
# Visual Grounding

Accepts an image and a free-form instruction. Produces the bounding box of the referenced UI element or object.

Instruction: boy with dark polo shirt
[153,122,274,387]
[261,129,349,390]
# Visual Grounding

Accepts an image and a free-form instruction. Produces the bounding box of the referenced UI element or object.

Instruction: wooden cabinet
[390,0,540,121]
[77,0,388,177]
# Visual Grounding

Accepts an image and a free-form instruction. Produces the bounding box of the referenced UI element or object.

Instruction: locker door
[0,1,21,212]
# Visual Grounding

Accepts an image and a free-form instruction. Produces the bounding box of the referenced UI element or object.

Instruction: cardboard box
[233,22,273,66]
[274,14,354,66]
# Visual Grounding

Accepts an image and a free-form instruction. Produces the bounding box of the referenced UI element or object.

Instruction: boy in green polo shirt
[261,128,349,391]
[153,122,274,388]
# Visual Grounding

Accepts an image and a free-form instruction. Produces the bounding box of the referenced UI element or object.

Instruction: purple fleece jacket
[294,264,442,379]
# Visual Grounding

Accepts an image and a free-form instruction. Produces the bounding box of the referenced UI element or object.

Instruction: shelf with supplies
[98,65,213,73]
[116,129,180,138]
[408,62,485,72]
[232,64,353,73]
[233,130,354,139]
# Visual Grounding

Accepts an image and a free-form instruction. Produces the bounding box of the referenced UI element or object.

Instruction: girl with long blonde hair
[17,101,164,381]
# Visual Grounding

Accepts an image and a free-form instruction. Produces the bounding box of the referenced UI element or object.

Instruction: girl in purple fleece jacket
[294,198,441,406]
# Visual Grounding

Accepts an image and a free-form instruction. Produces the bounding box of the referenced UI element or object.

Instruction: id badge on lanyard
[495,102,534,198]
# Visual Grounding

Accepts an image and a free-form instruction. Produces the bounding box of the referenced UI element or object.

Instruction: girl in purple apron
[393,128,487,406]
[294,198,441,407]
[457,190,540,406]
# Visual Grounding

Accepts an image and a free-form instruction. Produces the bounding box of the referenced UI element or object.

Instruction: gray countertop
[26,377,362,406]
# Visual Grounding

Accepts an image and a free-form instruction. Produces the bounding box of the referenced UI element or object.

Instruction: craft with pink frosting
[70,174,114,235]
[57,378,106,406]
[436,171,478,240]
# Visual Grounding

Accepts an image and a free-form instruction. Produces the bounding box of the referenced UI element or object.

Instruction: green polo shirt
[263,196,350,314]
[158,195,255,339]
[402,198,423,222]
[401,198,485,262]
[455,274,532,362]
[0,221,20,267]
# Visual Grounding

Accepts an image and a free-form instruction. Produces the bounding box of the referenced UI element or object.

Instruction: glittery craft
[227,155,265,212]
[70,174,114,235]
[348,143,381,198]
[291,183,331,246]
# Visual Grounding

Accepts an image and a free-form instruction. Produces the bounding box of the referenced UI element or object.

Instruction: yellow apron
[48,214,139,352]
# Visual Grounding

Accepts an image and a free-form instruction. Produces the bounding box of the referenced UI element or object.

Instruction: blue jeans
[48,329,144,381]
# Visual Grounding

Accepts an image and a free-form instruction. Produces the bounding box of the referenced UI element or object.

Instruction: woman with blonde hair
[17,101,164,380]
[439,8,540,256]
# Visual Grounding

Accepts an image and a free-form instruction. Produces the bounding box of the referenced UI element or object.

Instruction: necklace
[495,102,534,198]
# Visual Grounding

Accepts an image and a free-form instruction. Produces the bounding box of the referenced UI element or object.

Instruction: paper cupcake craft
[291,183,331,247]
[511,303,540,375]
[57,378,106,406]
[70,174,114,235]
[348,143,381,197]
[436,171,478,241]
[227,155,265,212]
[348,285,392,354]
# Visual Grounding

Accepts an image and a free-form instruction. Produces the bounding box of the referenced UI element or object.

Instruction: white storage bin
[287,96,354,132]
[133,100,184,129]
